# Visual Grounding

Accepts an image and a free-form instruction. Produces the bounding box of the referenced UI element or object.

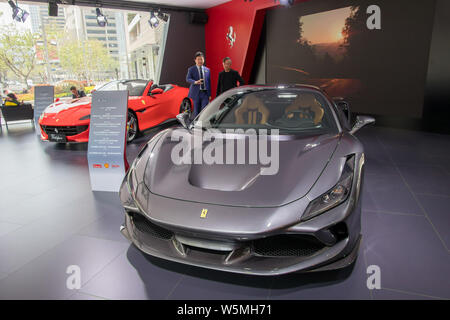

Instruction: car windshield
[97,80,148,96]
[194,87,339,135]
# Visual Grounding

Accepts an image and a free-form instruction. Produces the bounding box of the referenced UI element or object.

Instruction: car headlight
[301,155,355,221]
[79,115,90,120]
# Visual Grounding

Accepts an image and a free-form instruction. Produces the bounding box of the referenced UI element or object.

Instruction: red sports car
[38,80,192,143]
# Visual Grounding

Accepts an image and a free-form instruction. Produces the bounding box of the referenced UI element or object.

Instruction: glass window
[0,3,170,103]
[97,80,148,96]
[195,88,338,135]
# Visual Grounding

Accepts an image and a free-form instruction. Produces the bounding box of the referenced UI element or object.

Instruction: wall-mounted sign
[87,90,128,192]
[34,85,54,133]
[226,26,236,48]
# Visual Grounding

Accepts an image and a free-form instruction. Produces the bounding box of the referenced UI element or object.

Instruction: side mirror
[150,88,164,95]
[176,112,191,130]
[333,97,351,128]
[350,115,375,134]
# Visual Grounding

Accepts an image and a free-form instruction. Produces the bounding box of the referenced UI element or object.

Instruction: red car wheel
[179,98,192,114]
[127,111,139,142]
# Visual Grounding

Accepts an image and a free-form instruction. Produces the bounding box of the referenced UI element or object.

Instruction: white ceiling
[126,0,231,9]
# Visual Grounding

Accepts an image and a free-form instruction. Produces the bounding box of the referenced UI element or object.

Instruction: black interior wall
[422,0,450,134]
[159,11,205,87]
[249,0,450,133]
[249,19,267,85]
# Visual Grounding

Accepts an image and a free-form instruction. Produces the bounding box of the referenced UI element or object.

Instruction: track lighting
[156,9,169,22]
[96,7,108,27]
[8,0,29,23]
[148,11,159,29]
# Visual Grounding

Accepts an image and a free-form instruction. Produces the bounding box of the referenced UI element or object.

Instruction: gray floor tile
[81,245,184,300]
[168,265,271,300]
[362,212,450,299]
[0,235,128,299]
[371,288,442,300]
[77,211,129,243]
[0,195,108,274]
[0,221,23,237]
[68,292,108,300]
[362,173,423,215]
[269,253,370,300]
[397,165,450,196]
[416,194,450,250]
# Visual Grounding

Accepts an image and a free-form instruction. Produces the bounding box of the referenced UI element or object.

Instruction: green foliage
[58,38,118,81]
[0,23,118,85]
[0,25,38,88]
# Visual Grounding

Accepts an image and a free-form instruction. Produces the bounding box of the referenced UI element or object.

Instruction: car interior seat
[234,95,270,125]
[284,93,324,125]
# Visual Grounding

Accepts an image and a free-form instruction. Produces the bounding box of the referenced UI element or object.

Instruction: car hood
[143,128,341,207]
[41,97,91,123]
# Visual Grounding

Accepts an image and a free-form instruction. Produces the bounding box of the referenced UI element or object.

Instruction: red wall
[205,0,307,98]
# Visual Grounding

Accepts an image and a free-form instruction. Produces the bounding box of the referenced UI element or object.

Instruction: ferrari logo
[200,208,208,218]
[226,26,236,48]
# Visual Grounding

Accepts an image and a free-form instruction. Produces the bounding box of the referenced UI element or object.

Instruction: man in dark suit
[216,57,245,96]
[186,51,211,117]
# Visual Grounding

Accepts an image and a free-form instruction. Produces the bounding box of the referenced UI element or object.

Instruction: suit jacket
[186,65,211,99]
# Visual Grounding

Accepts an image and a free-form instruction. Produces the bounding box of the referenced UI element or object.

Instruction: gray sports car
[119,85,374,275]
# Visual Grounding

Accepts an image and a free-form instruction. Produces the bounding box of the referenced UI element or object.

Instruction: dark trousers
[192,90,209,117]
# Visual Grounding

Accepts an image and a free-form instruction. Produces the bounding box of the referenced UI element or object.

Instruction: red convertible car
[38,80,192,143]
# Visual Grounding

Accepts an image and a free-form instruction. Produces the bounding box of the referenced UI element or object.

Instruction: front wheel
[179,98,192,114]
[127,111,138,142]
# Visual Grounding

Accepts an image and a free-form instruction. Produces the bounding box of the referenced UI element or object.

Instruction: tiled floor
[0,121,449,300]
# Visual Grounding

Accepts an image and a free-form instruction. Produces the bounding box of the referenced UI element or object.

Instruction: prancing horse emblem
[200,208,208,218]
[226,26,236,48]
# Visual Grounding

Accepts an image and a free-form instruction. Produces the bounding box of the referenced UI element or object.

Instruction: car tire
[127,110,139,142]
[179,98,192,114]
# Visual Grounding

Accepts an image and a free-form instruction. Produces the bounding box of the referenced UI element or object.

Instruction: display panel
[266,0,436,117]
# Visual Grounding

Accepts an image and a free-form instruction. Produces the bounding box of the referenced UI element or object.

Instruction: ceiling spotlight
[148,11,159,29]
[8,0,29,23]
[156,9,169,22]
[96,8,108,27]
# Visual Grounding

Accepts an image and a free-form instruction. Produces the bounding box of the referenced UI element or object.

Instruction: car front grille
[252,235,325,257]
[41,125,88,136]
[132,214,173,240]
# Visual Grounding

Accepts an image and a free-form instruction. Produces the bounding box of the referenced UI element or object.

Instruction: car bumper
[39,122,90,143]
[121,210,361,275]
[119,167,363,275]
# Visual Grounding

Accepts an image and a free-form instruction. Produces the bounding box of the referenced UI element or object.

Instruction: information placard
[87,90,128,192]
[34,85,54,133]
